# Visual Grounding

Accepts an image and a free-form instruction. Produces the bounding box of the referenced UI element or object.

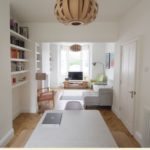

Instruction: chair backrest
[65,101,83,110]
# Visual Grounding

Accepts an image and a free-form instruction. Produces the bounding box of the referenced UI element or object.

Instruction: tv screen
[68,72,83,80]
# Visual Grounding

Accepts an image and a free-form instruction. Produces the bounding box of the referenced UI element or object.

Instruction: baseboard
[112,106,120,119]
[134,131,143,147]
[21,108,37,114]
[0,128,14,147]
[13,110,21,120]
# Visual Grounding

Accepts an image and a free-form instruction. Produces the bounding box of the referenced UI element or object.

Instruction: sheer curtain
[58,45,91,85]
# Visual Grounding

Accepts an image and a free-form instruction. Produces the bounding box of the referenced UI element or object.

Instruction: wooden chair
[37,87,55,113]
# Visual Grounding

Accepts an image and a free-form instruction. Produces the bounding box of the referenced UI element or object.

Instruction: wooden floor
[99,108,140,147]
[6,108,140,148]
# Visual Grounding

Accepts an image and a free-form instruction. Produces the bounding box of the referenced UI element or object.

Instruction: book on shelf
[10,19,29,38]
[11,62,26,72]
[11,48,17,58]
[10,36,25,48]
[19,27,29,38]
[11,48,25,59]
[12,76,26,85]
[10,19,19,33]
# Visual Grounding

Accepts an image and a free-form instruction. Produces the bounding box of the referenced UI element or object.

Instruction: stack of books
[11,48,25,59]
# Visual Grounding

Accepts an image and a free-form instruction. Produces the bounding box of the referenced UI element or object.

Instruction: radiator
[143,106,150,147]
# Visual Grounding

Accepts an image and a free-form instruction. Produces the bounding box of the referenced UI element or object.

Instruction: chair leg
[84,105,87,109]
[53,99,55,108]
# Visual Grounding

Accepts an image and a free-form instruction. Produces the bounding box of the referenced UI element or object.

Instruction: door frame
[119,37,142,136]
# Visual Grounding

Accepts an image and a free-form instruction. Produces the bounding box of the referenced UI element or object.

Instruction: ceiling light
[54,0,98,26]
[70,44,82,52]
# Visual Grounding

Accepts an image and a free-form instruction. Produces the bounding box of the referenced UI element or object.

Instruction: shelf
[10,44,31,52]
[36,68,40,71]
[36,60,40,62]
[36,52,40,55]
[10,29,28,41]
[11,58,29,62]
[11,70,29,75]
[12,80,29,88]
[35,43,40,47]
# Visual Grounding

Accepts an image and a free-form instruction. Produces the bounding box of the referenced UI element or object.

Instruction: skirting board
[135,131,143,147]
[0,128,14,147]
[112,106,143,147]
[21,107,37,114]
[112,106,121,119]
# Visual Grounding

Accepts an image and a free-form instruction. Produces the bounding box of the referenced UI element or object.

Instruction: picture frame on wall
[105,53,110,69]
[110,53,115,67]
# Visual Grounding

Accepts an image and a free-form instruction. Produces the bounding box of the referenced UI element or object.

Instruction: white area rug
[60,90,88,100]
[60,96,83,100]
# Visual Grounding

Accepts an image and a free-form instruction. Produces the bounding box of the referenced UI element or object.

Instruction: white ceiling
[10,0,140,23]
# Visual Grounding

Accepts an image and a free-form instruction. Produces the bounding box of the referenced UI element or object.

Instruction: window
[60,48,68,75]
[59,45,91,82]
[68,50,82,71]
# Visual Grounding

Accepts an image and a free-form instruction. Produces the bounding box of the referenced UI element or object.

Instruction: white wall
[92,43,106,79]
[105,43,115,82]
[12,88,21,119]
[45,43,109,84]
[0,0,14,146]
[25,22,118,43]
[41,43,51,87]
[50,44,59,88]
[113,0,150,146]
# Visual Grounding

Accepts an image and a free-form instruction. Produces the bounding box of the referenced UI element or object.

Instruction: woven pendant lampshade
[70,44,81,52]
[54,0,98,26]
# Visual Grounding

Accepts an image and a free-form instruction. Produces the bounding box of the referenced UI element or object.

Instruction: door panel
[120,41,136,134]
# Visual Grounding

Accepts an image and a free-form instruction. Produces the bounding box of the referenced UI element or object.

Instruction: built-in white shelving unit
[10,17,37,120]
[12,80,29,88]
[10,20,31,88]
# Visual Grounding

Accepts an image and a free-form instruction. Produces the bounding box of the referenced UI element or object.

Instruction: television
[68,72,83,80]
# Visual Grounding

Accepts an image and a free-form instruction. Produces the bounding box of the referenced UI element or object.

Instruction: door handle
[129,91,136,98]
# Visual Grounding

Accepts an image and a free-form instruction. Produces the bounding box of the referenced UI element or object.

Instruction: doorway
[120,40,137,134]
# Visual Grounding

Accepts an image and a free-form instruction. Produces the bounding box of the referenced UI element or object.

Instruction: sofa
[83,86,113,107]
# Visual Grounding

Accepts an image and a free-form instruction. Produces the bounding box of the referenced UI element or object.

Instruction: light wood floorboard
[99,108,140,147]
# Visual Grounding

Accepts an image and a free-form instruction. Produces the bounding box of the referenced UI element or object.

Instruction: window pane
[60,46,90,80]
[82,49,90,78]
[68,51,82,71]
[60,49,67,75]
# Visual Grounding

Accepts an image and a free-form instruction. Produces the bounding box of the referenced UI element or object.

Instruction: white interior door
[120,41,137,134]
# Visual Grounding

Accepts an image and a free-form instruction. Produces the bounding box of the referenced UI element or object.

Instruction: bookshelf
[10,19,31,88]
[10,18,37,120]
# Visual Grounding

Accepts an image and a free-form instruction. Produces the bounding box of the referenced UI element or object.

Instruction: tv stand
[63,80,88,89]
